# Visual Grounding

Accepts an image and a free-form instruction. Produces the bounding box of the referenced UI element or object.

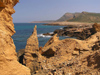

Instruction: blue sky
[12,0,100,23]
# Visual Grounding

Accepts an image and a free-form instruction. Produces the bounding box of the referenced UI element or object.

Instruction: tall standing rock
[0,0,31,75]
[23,25,40,72]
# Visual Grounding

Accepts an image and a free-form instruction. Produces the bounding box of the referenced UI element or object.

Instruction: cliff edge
[0,0,30,75]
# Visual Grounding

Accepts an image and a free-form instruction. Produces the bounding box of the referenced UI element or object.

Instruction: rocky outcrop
[23,25,41,73]
[29,32,100,75]
[42,33,97,57]
[0,0,30,75]
[42,34,59,57]
[34,32,100,75]
[44,24,96,40]
[93,23,100,32]
[16,23,100,75]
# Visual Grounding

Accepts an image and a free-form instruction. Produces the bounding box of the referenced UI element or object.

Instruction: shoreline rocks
[43,23,98,40]
[17,23,100,75]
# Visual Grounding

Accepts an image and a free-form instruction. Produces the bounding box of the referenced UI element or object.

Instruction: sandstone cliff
[0,0,30,75]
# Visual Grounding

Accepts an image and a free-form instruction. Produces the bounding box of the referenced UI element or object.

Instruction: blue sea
[12,23,67,52]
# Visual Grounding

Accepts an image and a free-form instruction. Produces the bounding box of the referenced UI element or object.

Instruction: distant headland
[30,20,54,23]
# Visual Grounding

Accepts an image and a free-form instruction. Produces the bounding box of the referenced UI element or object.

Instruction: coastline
[44,21,95,26]
[18,23,100,75]
[43,23,99,40]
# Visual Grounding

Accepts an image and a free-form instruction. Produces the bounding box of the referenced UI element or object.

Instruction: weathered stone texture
[23,25,40,73]
[22,26,100,75]
[0,0,31,75]
[93,23,100,32]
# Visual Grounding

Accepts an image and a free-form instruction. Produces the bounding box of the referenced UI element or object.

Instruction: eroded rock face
[42,34,59,58]
[0,0,30,75]
[35,33,100,75]
[19,24,100,75]
[33,32,100,75]
[23,25,41,72]
[42,32,100,56]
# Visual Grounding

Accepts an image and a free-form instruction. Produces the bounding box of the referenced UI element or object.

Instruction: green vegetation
[57,12,100,23]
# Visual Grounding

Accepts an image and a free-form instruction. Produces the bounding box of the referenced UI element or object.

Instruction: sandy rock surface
[0,0,31,75]
[18,25,100,75]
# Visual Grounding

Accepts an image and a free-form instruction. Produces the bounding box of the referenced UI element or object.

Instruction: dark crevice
[32,54,38,58]
[42,49,55,58]
[19,54,24,64]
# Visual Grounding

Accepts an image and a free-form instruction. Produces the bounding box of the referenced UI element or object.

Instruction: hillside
[57,12,80,21]
[57,12,100,23]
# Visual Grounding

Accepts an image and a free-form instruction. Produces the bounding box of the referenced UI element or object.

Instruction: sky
[12,0,100,23]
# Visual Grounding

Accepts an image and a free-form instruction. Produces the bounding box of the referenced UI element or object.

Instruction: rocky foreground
[0,0,31,75]
[18,23,100,75]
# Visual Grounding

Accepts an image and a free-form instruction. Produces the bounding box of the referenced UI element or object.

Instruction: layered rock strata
[0,0,30,75]
[23,25,41,73]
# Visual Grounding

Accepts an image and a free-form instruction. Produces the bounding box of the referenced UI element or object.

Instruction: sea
[12,23,68,52]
